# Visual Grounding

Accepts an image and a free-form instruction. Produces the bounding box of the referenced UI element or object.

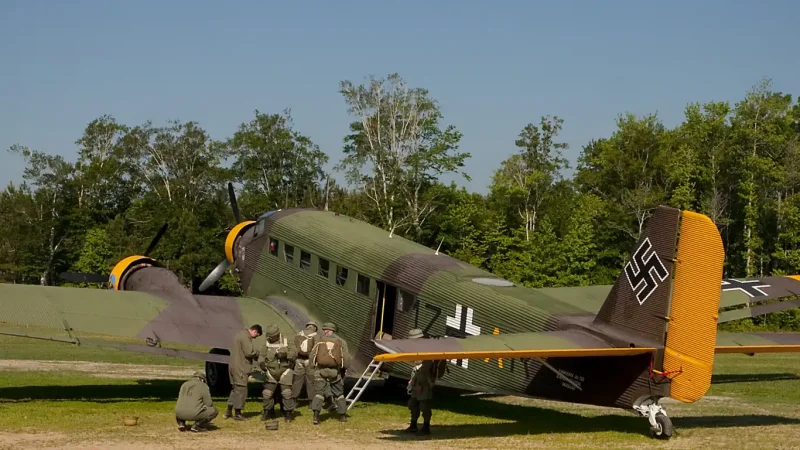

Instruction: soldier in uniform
[292,321,319,404]
[405,328,434,435]
[175,371,218,432]
[224,324,262,421]
[258,323,297,422]
[309,322,349,424]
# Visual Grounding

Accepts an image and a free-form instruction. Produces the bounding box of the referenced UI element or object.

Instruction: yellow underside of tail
[663,211,725,403]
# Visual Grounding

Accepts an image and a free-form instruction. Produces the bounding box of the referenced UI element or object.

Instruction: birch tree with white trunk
[337,73,469,238]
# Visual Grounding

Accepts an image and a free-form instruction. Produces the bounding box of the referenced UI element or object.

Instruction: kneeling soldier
[258,323,297,422]
[309,322,350,424]
[175,371,218,432]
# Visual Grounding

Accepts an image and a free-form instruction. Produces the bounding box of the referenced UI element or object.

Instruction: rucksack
[313,336,343,368]
[432,360,448,380]
[295,330,317,358]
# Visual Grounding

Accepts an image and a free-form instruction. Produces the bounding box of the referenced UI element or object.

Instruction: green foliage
[1,74,799,329]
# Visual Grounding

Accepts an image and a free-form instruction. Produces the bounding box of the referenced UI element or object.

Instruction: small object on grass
[123,416,139,426]
[265,420,279,431]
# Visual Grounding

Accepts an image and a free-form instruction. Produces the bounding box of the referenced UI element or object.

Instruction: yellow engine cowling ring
[109,255,156,290]
[225,221,256,264]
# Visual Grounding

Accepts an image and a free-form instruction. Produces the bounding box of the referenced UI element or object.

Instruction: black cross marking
[721,279,771,298]
[445,304,480,368]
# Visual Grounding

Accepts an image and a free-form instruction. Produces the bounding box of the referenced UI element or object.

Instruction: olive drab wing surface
[3,193,800,441]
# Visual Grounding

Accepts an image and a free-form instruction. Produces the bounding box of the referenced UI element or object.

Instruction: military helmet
[264,323,280,338]
[305,321,318,330]
[407,328,424,339]
[322,322,337,332]
[192,371,207,382]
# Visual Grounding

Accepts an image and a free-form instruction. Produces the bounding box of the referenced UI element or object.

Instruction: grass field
[1,335,800,449]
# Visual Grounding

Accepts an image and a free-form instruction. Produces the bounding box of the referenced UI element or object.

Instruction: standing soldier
[292,321,319,404]
[258,323,297,422]
[224,324,262,421]
[309,322,349,424]
[405,328,436,435]
[175,371,218,432]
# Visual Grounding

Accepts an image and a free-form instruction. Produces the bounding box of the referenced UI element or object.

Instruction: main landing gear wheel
[634,398,673,440]
[206,348,231,396]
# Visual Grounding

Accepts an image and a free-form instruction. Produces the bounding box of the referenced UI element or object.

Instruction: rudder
[662,210,724,402]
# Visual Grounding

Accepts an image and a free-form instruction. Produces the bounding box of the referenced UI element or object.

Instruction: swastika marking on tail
[624,237,669,305]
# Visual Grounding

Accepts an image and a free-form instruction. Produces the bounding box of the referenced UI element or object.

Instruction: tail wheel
[650,412,673,440]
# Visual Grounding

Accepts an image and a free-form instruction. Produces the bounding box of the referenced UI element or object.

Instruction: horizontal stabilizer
[372,330,655,363]
[715,331,800,354]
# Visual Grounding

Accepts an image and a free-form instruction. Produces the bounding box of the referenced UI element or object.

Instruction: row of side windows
[268,236,371,297]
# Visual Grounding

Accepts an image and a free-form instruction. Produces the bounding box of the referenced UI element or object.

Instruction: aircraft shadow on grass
[1,376,799,439]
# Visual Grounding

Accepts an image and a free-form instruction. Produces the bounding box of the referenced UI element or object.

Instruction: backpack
[432,360,448,380]
[313,336,343,368]
[295,330,317,358]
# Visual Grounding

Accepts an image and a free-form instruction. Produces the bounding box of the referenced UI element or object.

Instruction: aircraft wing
[372,330,656,362]
[0,283,297,363]
[717,276,800,323]
[715,331,800,354]
[373,328,800,362]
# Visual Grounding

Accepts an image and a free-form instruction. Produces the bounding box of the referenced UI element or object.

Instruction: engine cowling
[108,255,156,290]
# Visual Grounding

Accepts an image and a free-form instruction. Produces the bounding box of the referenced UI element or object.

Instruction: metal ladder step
[345,359,383,410]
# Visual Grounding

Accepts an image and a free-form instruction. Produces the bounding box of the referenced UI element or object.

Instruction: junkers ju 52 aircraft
[1,183,800,440]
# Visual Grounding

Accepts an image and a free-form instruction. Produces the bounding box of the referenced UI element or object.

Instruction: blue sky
[1,1,797,194]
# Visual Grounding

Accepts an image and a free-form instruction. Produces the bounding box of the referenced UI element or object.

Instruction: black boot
[417,421,430,435]
[260,408,271,421]
[313,411,320,425]
[223,405,233,419]
[233,409,248,421]
[284,410,294,422]
[176,419,187,432]
[339,413,347,423]
[405,421,418,432]
[190,421,209,432]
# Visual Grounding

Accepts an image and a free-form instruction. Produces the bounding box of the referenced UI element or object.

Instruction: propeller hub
[225,221,256,263]
[109,255,155,290]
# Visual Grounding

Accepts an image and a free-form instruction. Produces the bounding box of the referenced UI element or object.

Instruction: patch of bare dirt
[0,432,436,450]
[0,359,194,380]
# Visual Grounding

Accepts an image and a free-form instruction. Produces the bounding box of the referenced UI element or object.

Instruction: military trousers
[177,405,219,424]
[262,368,295,412]
[311,368,346,415]
[227,368,249,410]
[292,357,315,401]
[408,396,432,423]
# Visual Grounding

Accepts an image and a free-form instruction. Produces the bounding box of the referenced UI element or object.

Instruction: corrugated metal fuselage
[235,210,663,410]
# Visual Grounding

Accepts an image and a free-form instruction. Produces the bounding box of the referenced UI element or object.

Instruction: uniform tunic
[227,329,257,409]
[175,376,217,422]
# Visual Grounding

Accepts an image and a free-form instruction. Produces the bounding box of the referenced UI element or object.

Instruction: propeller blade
[144,222,169,257]
[198,259,230,292]
[59,272,108,284]
[228,182,241,223]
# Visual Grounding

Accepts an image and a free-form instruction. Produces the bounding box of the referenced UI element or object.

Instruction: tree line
[2,74,799,331]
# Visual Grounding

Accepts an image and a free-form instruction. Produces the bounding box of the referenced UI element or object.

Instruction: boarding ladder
[345,359,383,410]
